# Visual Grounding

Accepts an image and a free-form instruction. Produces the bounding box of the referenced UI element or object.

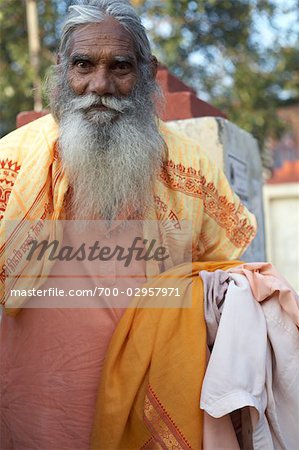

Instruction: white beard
[58,94,165,221]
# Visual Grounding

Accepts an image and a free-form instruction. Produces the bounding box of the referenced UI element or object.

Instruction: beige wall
[263,183,299,291]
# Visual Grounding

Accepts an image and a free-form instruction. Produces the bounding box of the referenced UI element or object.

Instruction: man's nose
[86,68,116,96]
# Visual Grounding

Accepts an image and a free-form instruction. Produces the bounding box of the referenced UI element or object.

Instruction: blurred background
[0,0,298,286]
[1,0,298,167]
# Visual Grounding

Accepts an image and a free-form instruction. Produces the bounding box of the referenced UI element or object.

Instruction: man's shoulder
[159,120,200,150]
[158,120,214,170]
[0,114,58,152]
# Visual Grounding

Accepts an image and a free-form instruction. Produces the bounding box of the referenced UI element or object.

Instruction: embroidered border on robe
[0,160,21,220]
[159,160,256,248]
[144,385,193,449]
[140,437,163,450]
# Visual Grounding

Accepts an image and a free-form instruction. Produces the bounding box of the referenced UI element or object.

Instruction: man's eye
[74,61,91,71]
[113,62,132,72]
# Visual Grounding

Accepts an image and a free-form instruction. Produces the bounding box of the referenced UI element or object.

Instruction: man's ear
[150,55,158,79]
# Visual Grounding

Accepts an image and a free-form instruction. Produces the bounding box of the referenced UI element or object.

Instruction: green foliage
[0,0,31,135]
[0,0,71,136]
[136,0,299,149]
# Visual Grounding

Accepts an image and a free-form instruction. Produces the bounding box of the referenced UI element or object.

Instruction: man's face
[54,18,164,221]
[67,18,139,107]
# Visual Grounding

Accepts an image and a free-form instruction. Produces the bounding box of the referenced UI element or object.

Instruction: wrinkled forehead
[68,18,137,59]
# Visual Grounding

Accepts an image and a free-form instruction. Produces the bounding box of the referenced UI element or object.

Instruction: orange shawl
[91,260,241,449]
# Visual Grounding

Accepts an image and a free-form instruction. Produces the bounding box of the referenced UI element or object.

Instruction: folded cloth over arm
[200,269,231,348]
[200,273,268,421]
[200,267,299,450]
[229,262,299,326]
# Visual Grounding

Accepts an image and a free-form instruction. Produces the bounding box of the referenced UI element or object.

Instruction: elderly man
[0,1,256,449]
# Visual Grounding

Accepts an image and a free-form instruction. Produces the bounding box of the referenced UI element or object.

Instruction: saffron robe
[0,114,256,312]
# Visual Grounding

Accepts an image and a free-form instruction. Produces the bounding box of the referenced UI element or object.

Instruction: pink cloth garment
[0,224,147,450]
[229,262,299,327]
[0,308,125,450]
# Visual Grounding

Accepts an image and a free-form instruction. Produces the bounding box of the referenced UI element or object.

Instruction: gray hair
[59,0,152,64]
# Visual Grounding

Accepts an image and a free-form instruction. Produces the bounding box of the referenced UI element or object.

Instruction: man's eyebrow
[70,53,92,63]
[69,54,137,65]
[113,55,136,64]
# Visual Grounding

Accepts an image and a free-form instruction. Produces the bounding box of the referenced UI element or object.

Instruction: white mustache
[70,94,134,114]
